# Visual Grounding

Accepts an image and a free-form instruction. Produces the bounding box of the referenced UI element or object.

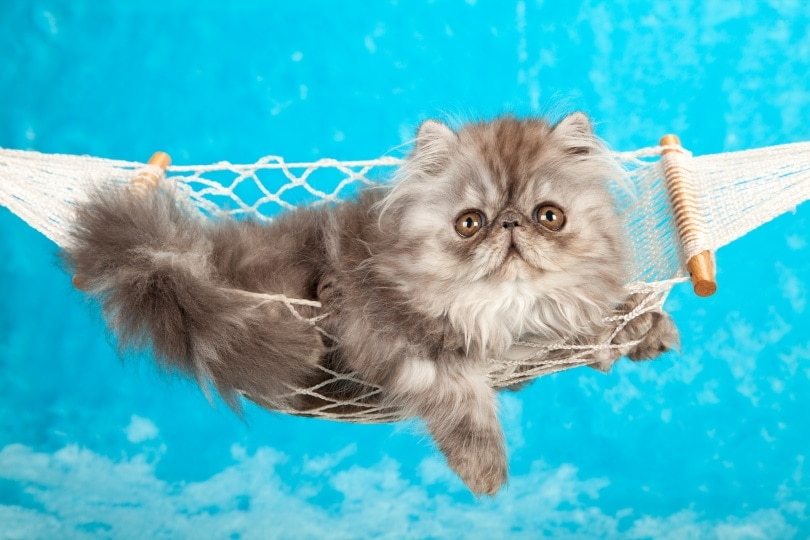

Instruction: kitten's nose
[499,211,522,229]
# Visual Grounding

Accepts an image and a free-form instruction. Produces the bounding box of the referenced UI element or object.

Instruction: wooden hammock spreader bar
[71,151,172,291]
[131,151,171,195]
[659,134,717,297]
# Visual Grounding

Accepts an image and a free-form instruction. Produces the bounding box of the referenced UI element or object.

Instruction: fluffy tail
[64,186,326,409]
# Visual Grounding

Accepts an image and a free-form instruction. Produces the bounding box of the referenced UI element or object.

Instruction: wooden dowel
[131,151,172,194]
[72,151,172,291]
[660,135,717,297]
[687,250,717,297]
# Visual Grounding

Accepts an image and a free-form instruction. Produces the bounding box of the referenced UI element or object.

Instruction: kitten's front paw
[618,309,679,361]
[444,431,507,496]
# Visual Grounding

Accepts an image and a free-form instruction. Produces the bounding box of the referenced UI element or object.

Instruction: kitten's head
[377,114,629,350]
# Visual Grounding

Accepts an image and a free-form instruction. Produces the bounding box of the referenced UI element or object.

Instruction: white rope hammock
[1,139,809,423]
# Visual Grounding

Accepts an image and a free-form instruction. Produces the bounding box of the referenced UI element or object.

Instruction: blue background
[1,1,809,537]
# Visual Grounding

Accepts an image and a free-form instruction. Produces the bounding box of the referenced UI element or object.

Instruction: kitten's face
[382,114,627,298]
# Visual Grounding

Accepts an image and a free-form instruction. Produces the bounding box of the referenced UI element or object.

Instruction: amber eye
[534,204,565,231]
[454,210,486,238]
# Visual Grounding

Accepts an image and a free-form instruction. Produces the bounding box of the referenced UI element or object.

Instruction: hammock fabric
[1,138,809,423]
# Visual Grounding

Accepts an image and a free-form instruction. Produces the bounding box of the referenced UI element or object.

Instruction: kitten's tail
[64,186,326,410]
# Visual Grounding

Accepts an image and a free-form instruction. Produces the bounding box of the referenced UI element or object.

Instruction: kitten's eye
[454,210,486,238]
[533,204,565,231]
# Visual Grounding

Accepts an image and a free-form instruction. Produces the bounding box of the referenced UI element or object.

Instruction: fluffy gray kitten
[65,113,677,495]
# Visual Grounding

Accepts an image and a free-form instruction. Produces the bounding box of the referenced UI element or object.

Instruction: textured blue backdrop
[1,1,809,537]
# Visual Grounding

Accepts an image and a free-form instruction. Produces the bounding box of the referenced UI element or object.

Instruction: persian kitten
[65,113,677,495]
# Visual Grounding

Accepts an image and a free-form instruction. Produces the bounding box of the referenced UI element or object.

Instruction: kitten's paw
[445,433,507,496]
[618,309,679,361]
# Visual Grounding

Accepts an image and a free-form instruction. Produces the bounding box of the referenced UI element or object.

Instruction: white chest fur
[443,274,553,355]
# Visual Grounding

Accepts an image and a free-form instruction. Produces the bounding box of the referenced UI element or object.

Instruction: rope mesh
[2,142,809,423]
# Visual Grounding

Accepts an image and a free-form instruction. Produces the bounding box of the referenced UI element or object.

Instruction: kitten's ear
[412,120,456,175]
[415,120,456,153]
[552,112,596,155]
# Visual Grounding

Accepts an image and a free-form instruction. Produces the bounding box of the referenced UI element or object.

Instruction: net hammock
[2,137,809,423]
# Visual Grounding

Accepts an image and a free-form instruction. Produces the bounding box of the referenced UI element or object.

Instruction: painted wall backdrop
[1,1,808,538]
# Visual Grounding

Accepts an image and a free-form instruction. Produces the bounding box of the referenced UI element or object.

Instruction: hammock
[1,138,809,423]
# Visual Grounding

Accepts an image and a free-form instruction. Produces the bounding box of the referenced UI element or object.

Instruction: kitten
[65,113,677,496]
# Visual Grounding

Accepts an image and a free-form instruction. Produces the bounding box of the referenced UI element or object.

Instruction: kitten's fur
[65,113,677,495]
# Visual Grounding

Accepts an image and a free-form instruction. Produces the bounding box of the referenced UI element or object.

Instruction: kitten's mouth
[502,243,531,268]
[486,233,542,278]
